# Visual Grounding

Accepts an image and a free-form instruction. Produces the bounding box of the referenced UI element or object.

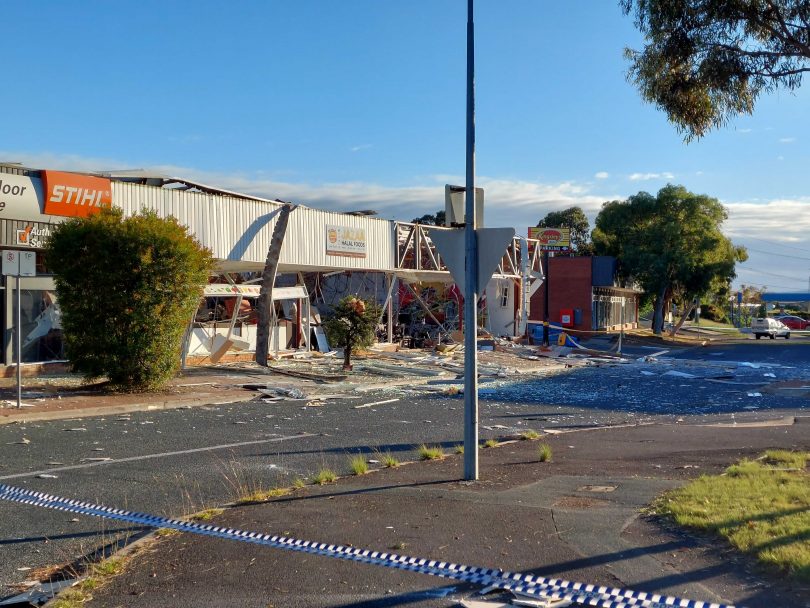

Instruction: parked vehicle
[751,317,791,339]
[775,315,810,330]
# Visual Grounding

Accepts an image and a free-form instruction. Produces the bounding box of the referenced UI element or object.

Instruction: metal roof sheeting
[112,182,397,273]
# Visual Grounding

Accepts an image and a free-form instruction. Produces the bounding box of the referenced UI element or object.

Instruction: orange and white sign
[42,171,112,218]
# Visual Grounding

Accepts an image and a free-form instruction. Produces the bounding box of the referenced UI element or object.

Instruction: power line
[741,235,810,254]
[745,248,810,261]
[738,267,806,281]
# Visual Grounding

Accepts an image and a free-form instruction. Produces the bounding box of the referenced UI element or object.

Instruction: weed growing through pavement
[454,444,464,454]
[538,443,552,462]
[312,468,338,485]
[417,444,444,460]
[483,439,499,449]
[520,429,541,440]
[349,454,369,475]
[189,508,224,521]
[235,487,292,505]
[293,477,306,489]
[379,451,400,468]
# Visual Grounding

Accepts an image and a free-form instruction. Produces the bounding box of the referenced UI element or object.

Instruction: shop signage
[0,174,44,218]
[16,224,53,248]
[326,225,367,258]
[2,250,36,277]
[528,226,571,252]
[42,171,112,218]
[204,284,262,296]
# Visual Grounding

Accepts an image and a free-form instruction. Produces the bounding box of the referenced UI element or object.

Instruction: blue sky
[2,1,809,292]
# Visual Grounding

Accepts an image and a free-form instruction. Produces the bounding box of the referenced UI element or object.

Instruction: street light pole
[463,0,479,481]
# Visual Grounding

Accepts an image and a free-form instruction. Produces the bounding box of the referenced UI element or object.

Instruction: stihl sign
[42,171,112,218]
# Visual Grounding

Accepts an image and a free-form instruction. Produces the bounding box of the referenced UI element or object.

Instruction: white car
[751,317,791,340]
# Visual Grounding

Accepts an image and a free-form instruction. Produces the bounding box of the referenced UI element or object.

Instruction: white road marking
[0,433,315,480]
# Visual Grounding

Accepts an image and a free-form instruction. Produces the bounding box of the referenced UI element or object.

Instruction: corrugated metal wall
[112,182,396,272]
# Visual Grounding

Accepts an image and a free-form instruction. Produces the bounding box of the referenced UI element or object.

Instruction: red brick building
[530,256,640,335]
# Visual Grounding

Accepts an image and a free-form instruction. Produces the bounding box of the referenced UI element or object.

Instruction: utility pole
[542,251,549,346]
[463,0,479,481]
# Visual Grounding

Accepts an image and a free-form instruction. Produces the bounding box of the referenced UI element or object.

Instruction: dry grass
[520,429,542,440]
[417,444,445,460]
[655,450,809,581]
[312,468,338,485]
[537,443,552,462]
[482,439,499,449]
[349,454,369,475]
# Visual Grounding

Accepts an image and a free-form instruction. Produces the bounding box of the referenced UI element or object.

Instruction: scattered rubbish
[0,579,76,607]
[64,428,87,432]
[354,398,400,409]
[257,387,307,399]
[512,592,573,607]
[36,474,58,479]
[8,438,30,445]
[663,371,697,378]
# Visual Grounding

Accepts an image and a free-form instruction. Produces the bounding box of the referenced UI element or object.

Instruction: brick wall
[530,256,593,331]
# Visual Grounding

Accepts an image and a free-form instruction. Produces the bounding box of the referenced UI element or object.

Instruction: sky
[1,1,809,293]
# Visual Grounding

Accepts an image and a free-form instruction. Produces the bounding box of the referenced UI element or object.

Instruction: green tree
[411,210,446,225]
[592,185,747,334]
[537,206,593,254]
[323,296,382,370]
[621,0,810,140]
[46,208,213,391]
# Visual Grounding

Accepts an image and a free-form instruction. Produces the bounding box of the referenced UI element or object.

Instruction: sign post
[3,250,36,409]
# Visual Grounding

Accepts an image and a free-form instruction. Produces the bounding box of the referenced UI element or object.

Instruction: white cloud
[350,144,373,152]
[723,198,810,242]
[594,171,609,179]
[779,137,796,144]
[628,172,674,181]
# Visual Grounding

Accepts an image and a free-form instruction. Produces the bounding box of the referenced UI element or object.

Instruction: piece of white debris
[747,392,762,397]
[36,474,58,479]
[64,428,87,432]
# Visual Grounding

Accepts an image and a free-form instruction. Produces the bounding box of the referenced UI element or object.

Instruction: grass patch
[454,444,464,455]
[537,443,552,462]
[482,439,499,449]
[379,451,400,468]
[312,468,338,485]
[292,477,306,489]
[417,444,445,461]
[155,528,181,537]
[50,558,127,607]
[349,454,369,475]
[189,508,224,521]
[520,429,542,440]
[235,486,291,505]
[654,451,809,581]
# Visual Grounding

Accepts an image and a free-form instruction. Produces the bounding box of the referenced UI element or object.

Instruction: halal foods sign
[326,225,367,258]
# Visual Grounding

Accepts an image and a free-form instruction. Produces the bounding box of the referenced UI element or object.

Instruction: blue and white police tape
[0,484,739,608]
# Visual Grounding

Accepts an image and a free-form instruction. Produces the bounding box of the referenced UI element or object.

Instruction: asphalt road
[1,340,808,596]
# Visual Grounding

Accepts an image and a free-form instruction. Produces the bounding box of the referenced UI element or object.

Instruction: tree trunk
[652,286,667,335]
[343,342,352,371]
[668,300,697,338]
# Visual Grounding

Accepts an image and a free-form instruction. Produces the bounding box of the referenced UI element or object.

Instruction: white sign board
[325,225,367,258]
[2,250,36,276]
[0,174,46,218]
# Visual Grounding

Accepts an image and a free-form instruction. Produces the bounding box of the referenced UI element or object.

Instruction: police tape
[0,484,738,608]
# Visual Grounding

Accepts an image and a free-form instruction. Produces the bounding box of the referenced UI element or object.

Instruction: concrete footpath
[72,420,809,608]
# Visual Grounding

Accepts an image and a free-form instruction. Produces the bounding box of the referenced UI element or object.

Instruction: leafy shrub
[46,208,213,391]
[323,296,381,370]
